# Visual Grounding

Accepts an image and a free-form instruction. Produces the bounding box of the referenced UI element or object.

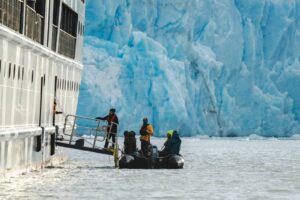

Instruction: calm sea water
[1,137,300,200]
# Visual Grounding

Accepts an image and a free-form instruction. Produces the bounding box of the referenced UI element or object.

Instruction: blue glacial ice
[78,0,300,137]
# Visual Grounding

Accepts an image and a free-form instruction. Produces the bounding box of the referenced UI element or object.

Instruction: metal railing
[61,114,120,167]
[25,5,43,43]
[63,114,119,149]
[0,0,22,32]
[58,29,76,59]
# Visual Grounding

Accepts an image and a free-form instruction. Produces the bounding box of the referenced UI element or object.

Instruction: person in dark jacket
[159,130,173,156]
[170,130,181,155]
[95,108,119,149]
[139,117,154,156]
[124,131,137,154]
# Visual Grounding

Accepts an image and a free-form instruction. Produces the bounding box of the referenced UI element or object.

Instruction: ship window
[8,64,11,78]
[0,60,1,75]
[53,0,60,26]
[3,62,5,77]
[44,74,46,85]
[83,25,84,35]
[13,65,16,80]
[22,67,24,80]
[78,22,80,34]
[61,3,78,37]
[18,66,20,80]
[35,0,46,16]
[31,70,34,83]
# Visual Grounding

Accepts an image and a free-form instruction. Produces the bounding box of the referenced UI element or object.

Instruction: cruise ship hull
[0,126,68,178]
[0,0,84,177]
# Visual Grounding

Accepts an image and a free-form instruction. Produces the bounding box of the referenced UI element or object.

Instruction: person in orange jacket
[139,117,154,156]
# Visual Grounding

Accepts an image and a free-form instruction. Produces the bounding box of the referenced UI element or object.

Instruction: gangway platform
[56,141,114,155]
[56,115,120,166]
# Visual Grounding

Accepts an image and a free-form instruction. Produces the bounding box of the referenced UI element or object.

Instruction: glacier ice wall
[78,0,300,137]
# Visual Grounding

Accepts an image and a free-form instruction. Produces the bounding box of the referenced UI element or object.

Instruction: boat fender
[50,133,55,155]
[75,139,84,147]
[35,127,44,152]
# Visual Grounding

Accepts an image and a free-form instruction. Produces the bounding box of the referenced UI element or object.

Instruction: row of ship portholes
[0,59,80,92]
[0,60,34,83]
[56,78,79,92]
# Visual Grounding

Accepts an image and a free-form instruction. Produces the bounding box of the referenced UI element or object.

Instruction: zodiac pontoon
[118,146,184,169]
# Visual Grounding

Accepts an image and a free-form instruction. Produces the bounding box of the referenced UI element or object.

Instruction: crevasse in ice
[78,0,300,137]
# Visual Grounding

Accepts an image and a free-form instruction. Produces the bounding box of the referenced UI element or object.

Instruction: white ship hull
[0,0,85,177]
[0,127,68,178]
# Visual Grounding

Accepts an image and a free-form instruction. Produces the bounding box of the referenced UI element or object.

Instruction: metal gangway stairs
[55,115,119,167]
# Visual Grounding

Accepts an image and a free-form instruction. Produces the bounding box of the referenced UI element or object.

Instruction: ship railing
[0,0,22,32]
[25,5,43,44]
[63,114,119,149]
[58,29,76,59]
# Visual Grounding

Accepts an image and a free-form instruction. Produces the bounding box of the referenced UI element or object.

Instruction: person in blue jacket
[159,130,173,156]
[160,130,181,156]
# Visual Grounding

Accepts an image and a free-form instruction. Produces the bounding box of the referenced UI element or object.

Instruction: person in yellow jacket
[139,117,154,156]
